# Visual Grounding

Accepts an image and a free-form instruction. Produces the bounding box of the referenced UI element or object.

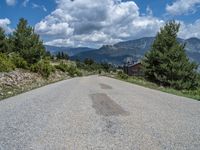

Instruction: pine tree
[12,18,45,64]
[61,51,64,59]
[64,53,69,60]
[57,52,61,59]
[84,58,94,65]
[142,21,198,90]
[0,27,8,53]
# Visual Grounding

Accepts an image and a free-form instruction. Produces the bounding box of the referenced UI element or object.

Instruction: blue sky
[0,0,55,27]
[0,0,200,48]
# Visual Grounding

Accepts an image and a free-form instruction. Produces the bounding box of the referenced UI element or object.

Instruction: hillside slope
[45,45,96,56]
[72,37,200,65]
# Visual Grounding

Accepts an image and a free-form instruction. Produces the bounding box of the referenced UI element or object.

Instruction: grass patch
[109,73,200,101]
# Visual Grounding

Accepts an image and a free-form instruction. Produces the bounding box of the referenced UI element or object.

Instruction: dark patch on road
[90,93,129,117]
[99,83,112,89]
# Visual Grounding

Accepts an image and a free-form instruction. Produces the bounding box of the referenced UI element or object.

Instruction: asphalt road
[0,75,200,150]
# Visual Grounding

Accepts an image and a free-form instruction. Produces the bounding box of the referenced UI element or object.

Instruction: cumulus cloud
[166,0,200,16]
[0,18,13,33]
[35,0,164,47]
[179,19,200,39]
[6,0,16,6]
[45,39,74,47]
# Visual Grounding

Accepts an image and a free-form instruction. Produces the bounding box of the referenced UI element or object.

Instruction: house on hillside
[123,61,143,76]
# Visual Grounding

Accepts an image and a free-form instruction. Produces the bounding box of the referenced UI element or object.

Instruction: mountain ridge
[45,45,96,56]
[71,37,200,65]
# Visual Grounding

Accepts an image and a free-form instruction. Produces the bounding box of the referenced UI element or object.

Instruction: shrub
[55,62,68,72]
[30,59,55,78]
[98,70,102,74]
[0,53,15,72]
[117,70,128,80]
[84,58,94,65]
[67,65,82,77]
[10,53,28,69]
[56,61,83,77]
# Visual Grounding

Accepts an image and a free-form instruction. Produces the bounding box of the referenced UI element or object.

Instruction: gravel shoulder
[0,75,200,150]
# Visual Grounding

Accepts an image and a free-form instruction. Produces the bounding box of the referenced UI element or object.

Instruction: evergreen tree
[61,51,64,59]
[64,53,69,60]
[0,27,8,53]
[57,52,61,59]
[84,58,94,65]
[45,51,53,59]
[12,18,45,64]
[142,20,198,90]
[56,51,69,60]
[6,34,15,53]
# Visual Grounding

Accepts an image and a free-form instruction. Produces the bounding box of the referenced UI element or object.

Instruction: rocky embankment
[0,69,70,100]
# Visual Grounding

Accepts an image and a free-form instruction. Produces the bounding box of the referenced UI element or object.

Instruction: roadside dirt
[0,69,70,100]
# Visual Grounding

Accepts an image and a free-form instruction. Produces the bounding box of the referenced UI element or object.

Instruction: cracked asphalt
[0,75,200,150]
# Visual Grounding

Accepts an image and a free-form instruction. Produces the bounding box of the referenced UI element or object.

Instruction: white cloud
[32,3,39,8]
[45,39,74,47]
[22,0,30,7]
[32,3,47,12]
[179,19,200,39]
[6,0,16,6]
[166,0,200,16]
[0,18,13,33]
[146,6,153,16]
[35,0,164,47]
[42,5,47,12]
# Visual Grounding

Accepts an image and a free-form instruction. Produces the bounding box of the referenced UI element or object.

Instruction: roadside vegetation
[0,18,49,76]
[76,58,116,74]
[0,18,115,100]
[0,19,94,76]
[115,21,200,100]
[142,21,199,90]
[115,72,200,100]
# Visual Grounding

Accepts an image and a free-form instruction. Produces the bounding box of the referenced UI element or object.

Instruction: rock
[7,91,13,95]
[5,83,12,87]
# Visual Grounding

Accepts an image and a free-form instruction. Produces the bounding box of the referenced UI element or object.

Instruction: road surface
[0,75,200,150]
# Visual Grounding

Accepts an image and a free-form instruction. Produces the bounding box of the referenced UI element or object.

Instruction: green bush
[117,70,128,80]
[74,69,83,77]
[30,59,55,78]
[55,62,68,72]
[56,62,82,77]
[0,53,15,72]
[98,70,102,74]
[10,53,28,69]
[67,65,82,77]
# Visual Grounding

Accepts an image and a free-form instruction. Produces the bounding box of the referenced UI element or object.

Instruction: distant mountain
[184,38,200,53]
[71,37,200,65]
[45,45,96,56]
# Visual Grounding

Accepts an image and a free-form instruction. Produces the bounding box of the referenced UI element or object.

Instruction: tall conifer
[142,21,198,90]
